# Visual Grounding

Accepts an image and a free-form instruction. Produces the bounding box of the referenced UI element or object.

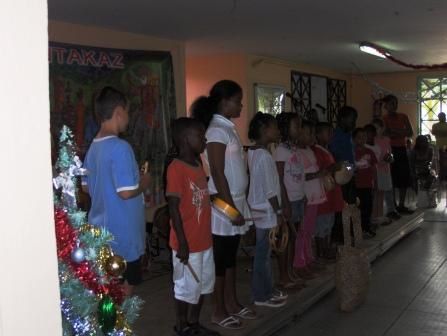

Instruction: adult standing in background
[382,94,414,214]
[431,112,447,149]
[432,112,447,204]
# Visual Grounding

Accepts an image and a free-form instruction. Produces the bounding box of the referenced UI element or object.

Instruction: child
[273,112,306,287]
[313,122,344,261]
[371,120,399,222]
[294,120,327,279]
[364,124,392,227]
[382,94,414,214]
[353,127,378,238]
[192,80,254,328]
[82,87,151,295]
[247,112,287,308]
[328,106,358,244]
[165,118,218,336]
[410,135,438,208]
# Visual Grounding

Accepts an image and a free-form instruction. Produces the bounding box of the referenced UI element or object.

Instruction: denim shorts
[290,199,305,224]
[315,213,335,238]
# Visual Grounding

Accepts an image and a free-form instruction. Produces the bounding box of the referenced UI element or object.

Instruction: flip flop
[231,307,257,320]
[212,316,243,330]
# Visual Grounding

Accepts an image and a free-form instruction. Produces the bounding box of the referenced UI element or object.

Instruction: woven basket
[335,204,370,312]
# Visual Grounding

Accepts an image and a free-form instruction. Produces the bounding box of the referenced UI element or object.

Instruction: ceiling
[48,0,447,74]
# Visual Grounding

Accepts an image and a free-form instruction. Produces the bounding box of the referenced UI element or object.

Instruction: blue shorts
[290,199,305,224]
[315,213,335,238]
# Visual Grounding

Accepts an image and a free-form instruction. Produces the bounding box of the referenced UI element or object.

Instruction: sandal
[231,307,257,320]
[212,316,243,330]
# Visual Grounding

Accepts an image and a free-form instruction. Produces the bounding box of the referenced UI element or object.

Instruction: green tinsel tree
[53,125,143,336]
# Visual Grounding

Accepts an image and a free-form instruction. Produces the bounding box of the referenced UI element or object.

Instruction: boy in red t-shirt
[313,123,345,260]
[166,118,218,336]
[353,128,378,238]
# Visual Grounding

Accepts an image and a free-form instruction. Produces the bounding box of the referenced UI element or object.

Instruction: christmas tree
[53,126,143,336]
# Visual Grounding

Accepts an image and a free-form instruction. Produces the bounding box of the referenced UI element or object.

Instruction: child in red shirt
[166,118,218,336]
[313,123,344,260]
[353,127,378,238]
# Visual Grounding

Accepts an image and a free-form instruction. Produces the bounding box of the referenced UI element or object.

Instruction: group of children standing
[82,83,420,336]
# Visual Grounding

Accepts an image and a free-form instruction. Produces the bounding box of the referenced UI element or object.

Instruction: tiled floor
[279,207,447,336]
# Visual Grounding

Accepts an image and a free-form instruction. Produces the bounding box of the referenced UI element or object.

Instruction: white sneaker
[272,289,288,301]
[254,298,287,308]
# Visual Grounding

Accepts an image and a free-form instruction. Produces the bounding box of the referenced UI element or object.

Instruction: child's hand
[177,241,189,264]
[140,173,151,190]
[231,213,246,226]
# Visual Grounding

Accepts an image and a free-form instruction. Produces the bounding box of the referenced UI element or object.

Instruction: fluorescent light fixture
[359,42,390,58]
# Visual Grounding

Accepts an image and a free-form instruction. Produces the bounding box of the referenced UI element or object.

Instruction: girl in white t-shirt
[247,112,288,308]
[273,113,306,289]
[191,80,253,330]
[294,121,327,279]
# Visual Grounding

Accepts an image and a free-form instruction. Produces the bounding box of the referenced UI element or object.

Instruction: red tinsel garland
[385,54,447,70]
[54,208,125,304]
[368,42,447,70]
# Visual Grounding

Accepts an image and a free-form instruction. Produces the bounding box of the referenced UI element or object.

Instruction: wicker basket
[335,204,370,312]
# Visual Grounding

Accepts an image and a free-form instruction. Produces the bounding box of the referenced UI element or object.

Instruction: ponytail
[190,80,242,129]
[190,96,217,129]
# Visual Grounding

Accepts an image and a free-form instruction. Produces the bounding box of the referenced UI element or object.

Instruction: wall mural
[49,42,177,207]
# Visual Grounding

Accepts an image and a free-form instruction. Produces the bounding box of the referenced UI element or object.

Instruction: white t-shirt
[297,147,326,205]
[273,143,305,201]
[247,148,281,229]
[205,114,251,236]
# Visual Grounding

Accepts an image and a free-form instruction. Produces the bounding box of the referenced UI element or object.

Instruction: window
[418,77,447,136]
[254,84,285,116]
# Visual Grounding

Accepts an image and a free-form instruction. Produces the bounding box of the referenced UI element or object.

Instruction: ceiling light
[359,42,390,59]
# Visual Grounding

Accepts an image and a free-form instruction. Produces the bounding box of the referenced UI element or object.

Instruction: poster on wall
[49,42,177,207]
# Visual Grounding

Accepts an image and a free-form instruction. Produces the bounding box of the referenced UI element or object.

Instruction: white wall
[0,1,62,335]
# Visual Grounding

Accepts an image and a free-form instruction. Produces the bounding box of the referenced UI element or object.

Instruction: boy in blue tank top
[82,87,151,295]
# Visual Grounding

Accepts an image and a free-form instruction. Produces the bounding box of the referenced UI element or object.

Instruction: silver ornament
[71,247,86,263]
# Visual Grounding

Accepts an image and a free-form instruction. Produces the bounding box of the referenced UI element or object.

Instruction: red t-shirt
[313,145,344,214]
[166,159,212,252]
[355,146,378,189]
[383,113,410,147]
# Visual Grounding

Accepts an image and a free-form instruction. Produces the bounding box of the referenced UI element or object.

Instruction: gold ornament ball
[105,255,127,277]
[98,246,113,264]
[91,227,101,237]
[79,223,93,233]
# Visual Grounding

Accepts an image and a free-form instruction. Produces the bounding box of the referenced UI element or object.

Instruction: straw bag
[335,204,370,312]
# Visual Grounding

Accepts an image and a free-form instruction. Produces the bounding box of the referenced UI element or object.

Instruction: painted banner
[49,42,176,207]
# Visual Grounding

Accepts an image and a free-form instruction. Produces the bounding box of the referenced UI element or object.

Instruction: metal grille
[327,79,347,124]
[418,77,447,136]
[291,71,311,116]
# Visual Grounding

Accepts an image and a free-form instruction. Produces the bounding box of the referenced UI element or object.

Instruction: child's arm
[305,170,327,181]
[118,173,151,200]
[112,143,151,200]
[167,196,189,264]
[275,161,291,220]
[207,142,244,226]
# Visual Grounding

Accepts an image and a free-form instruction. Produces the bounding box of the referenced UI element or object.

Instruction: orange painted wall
[186,53,351,144]
[350,70,447,133]
[186,54,250,143]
